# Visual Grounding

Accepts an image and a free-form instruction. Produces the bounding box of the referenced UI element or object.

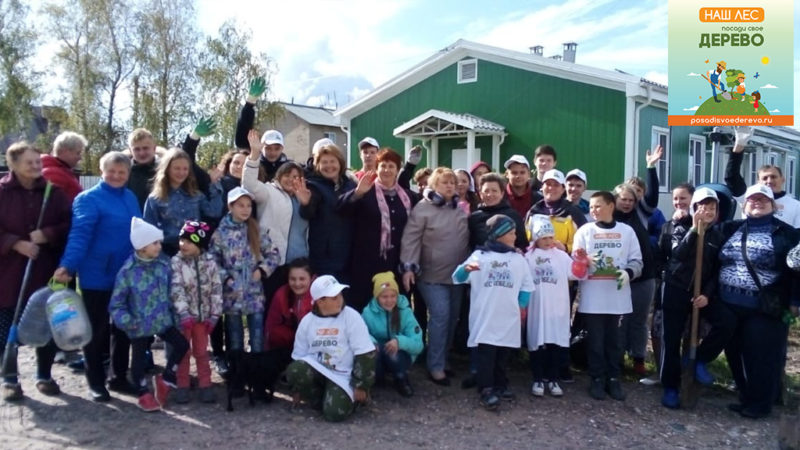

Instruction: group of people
[0,74,797,421]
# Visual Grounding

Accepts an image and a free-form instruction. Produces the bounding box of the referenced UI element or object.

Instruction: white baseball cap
[565,168,587,184]
[227,186,255,205]
[744,184,774,201]
[690,187,719,216]
[312,138,335,156]
[503,154,530,169]
[310,275,349,302]
[261,130,284,146]
[542,169,566,185]
[358,137,379,149]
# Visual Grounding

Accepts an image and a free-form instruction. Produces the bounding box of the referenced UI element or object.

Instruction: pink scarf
[374,181,412,259]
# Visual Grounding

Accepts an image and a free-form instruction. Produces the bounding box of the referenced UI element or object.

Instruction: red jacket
[264,284,313,351]
[41,154,82,204]
[0,174,71,309]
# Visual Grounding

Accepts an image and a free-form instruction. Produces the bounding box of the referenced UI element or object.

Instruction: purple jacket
[0,173,71,309]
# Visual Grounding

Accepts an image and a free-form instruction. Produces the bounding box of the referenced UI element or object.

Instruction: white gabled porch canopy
[393,109,507,171]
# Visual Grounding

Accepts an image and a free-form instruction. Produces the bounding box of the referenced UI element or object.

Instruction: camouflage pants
[286,361,354,422]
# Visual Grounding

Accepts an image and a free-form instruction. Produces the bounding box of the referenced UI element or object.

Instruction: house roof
[336,39,668,119]
[394,109,505,137]
[280,103,340,127]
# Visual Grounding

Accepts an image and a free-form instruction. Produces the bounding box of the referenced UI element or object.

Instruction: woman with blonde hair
[400,167,470,385]
[143,148,223,256]
[298,144,356,281]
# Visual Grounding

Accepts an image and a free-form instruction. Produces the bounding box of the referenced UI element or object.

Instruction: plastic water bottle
[18,286,54,347]
[46,288,92,351]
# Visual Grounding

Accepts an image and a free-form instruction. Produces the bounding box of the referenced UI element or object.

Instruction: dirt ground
[2,335,798,450]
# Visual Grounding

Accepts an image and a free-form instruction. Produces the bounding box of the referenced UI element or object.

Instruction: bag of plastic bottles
[18,285,54,347]
[46,287,92,351]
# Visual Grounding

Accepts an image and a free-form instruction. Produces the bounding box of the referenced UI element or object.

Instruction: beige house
[268,102,341,163]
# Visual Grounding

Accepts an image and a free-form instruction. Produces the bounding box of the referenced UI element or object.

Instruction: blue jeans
[226,312,264,353]
[376,347,412,380]
[416,281,464,373]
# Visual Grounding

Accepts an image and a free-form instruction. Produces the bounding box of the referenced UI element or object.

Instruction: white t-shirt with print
[573,222,641,314]
[525,247,574,349]
[456,249,535,348]
[292,306,375,400]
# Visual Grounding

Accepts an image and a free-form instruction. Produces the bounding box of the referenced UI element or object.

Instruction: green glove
[192,116,217,138]
[248,77,267,100]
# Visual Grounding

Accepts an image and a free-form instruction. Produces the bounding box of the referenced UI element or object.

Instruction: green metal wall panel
[349,59,628,189]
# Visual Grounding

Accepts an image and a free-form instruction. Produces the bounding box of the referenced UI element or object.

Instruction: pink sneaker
[137,392,160,412]
[153,375,171,407]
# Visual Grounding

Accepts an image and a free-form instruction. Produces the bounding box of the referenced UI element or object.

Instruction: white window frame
[786,155,797,197]
[323,131,336,143]
[765,151,780,168]
[747,152,758,186]
[457,59,478,84]
[651,126,670,192]
[688,134,706,186]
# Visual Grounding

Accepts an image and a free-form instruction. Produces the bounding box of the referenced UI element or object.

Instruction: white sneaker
[547,381,563,397]
[531,381,544,397]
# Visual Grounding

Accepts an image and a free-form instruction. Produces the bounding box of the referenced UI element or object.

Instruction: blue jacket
[60,181,141,291]
[361,294,424,362]
[109,254,174,338]
[143,184,222,248]
[299,174,356,279]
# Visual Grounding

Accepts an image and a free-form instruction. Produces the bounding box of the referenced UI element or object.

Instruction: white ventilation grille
[457,59,478,84]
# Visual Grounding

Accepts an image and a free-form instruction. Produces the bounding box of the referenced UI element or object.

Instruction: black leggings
[131,327,188,395]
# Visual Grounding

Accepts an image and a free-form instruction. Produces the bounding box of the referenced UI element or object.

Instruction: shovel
[680,221,705,409]
[1,182,53,380]
[700,74,732,100]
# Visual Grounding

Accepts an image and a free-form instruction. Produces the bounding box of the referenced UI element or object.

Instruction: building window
[323,131,336,143]
[747,152,758,186]
[787,156,797,197]
[457,59,478,84]
[651,126,670,192]
[688,134,706,186]
[765,151,780,168]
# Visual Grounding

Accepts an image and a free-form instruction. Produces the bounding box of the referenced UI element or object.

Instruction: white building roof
[394,109,505,137]
[282,103,340,127]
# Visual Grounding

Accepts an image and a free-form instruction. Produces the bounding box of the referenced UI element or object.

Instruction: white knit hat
[130,217,163,250]
[530,215,555,241]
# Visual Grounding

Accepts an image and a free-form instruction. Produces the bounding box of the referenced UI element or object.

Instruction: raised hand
[408,145,423,165]
[733,126,754,153]
[193,116,217,138]
[355,170,376,196]
[248,77,267,100]
[247,129,262,160]
[645,145,664,168]
[293,177,311,205]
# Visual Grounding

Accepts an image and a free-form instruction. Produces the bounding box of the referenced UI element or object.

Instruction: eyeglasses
[746,196,770,204]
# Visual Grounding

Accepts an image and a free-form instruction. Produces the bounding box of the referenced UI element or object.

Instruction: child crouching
[109,218,189,411]
[287,275,376,422]
[170,220,223,404]
[453,214,534,411]
[361,272,424,398]
[525,217,586,398]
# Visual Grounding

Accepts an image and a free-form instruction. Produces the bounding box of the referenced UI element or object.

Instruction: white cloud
[683,106,699,111]
[760,84,778,89]
[197,0,426,104]
[348,87,371,102]
[770,109,781,113]
[644,71,668,86]
[687,72,701,76]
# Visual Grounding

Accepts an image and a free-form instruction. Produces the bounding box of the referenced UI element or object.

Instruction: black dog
[226,350,282,412]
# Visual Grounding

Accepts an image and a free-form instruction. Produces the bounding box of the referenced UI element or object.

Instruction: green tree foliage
[132,0,200,147]
[724,69,744,90]
[194,19,280,167]
[0,0,39,136]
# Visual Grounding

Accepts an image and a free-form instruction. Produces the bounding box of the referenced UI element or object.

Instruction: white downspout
[339,120,351,168]
[633,84,653,176]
